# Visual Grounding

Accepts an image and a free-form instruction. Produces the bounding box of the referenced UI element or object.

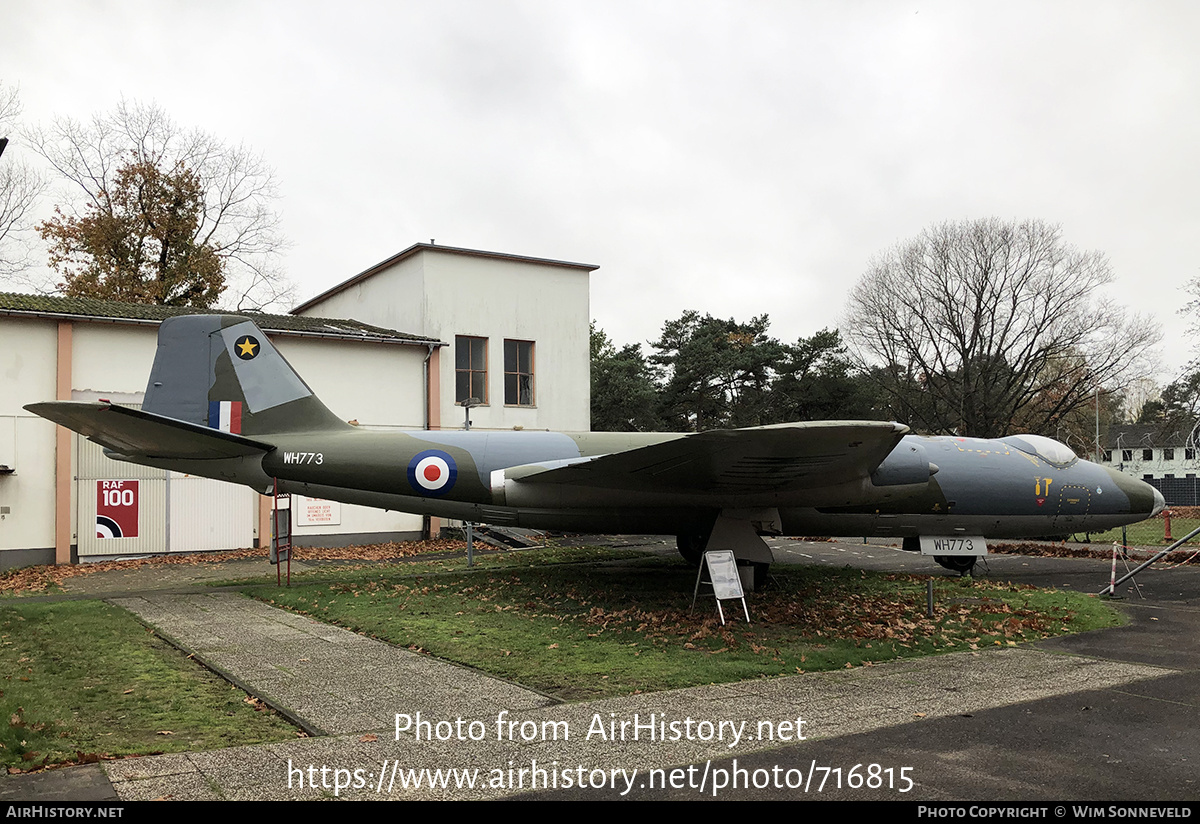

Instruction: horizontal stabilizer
[25,401,274,460]
[518,421,909,494]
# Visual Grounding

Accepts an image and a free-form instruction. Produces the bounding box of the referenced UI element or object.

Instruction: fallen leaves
[991,541,1200,563]
[0,538,469,595]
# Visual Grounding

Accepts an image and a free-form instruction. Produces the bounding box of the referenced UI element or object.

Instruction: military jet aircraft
[26,315,1163,585]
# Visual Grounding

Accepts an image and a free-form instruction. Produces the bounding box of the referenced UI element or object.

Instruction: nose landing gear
[902,535,979,576]
[933,554,978,575]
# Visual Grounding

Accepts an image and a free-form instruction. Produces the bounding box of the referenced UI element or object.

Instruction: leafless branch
[843,218,1161,438]
[0,82,47,280]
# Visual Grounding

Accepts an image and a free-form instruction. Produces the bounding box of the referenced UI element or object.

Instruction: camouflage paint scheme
[27,316,1164,571]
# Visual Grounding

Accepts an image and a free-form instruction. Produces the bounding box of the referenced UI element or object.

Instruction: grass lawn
[0,600,300,771]
[246,553,1122,701]
[1085,517,1199,546]
[204,544,650,588]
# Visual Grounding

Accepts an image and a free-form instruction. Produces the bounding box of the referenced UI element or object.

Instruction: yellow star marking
[236,338,258,358]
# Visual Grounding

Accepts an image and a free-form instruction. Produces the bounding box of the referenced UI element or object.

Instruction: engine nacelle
[871,441,937,487]
[489,456,600,508]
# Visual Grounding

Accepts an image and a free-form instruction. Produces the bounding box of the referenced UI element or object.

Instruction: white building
[0,292,449,569]
[292,242,597,433]
[1103,424,1200,506]
[1,243,596,570]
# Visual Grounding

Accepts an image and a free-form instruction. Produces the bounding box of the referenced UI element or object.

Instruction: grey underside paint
[408,430,584,484]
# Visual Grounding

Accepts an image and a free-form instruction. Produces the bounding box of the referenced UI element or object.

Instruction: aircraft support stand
[1099,524,1200,595]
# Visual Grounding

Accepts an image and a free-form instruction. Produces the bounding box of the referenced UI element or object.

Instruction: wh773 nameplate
[918,536,987,556]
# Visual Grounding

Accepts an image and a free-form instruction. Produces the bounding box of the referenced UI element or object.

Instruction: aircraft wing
[25,401,274,460]
[525,421,909,494]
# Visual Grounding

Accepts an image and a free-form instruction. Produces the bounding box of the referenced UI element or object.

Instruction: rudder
[142,315,350,436]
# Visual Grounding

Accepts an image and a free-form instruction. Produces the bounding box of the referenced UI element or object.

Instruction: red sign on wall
[97,480,139,539]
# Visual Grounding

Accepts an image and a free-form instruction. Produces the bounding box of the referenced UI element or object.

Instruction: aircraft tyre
[676,533,706,566]
[934,555,977,574]
[752,561,771,591]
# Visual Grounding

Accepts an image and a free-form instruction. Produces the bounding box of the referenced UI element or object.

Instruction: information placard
[296,496,341,526]
[704,549,745,599]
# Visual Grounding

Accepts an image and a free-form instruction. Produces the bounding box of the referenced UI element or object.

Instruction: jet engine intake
[871,442,937,487]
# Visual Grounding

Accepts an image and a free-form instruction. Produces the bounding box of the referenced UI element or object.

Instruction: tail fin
[143,315,350,436]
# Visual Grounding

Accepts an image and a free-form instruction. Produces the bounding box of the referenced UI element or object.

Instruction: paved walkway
[111,592,553,736]
[3,541,1193,801]
[98,592,1165,800]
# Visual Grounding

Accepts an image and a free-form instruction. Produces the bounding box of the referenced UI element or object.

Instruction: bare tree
[843,218,1160,440]
[25,99,291,309]
[0,83,46,281]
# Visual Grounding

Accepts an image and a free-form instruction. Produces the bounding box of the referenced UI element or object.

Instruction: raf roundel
[406,449,458,496]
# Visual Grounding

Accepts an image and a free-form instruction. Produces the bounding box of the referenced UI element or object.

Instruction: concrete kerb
[109,596,331,738]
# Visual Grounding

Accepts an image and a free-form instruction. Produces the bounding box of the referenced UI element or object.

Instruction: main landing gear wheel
[934,555,977,575]
[676,533,706,566]
[750,561,773,591]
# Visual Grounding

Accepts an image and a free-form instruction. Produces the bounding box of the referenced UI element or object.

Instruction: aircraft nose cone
[1103,467,1160,519]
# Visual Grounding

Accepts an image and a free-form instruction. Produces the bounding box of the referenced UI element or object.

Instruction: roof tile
[0,292,443,345]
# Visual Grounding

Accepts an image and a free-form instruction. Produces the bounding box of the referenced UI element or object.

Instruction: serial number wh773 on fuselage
[282,451,324,465]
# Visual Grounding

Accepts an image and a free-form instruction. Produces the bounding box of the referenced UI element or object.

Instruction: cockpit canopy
[1000,434,1079,467]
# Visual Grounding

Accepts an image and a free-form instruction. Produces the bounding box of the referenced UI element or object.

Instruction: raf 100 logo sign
[96,480,139,538]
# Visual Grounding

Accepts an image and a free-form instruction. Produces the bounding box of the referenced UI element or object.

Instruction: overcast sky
[3,0,1197,380]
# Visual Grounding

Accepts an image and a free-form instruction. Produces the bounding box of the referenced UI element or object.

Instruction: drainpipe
[422,343,437,540]
[423,344,435,431]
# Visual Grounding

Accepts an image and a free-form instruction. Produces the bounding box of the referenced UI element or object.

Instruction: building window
[1188,449,1197,461]
[1144,474,1154,481]
[1122,450,1133,462]
[1102,450,1112,462]
[1165,448,1176,461]
[455,336,488,404]
[1143,448,1153,461]
[504,340,534,406]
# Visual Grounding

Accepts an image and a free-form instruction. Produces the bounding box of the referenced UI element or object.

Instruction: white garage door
[76,432,255,558]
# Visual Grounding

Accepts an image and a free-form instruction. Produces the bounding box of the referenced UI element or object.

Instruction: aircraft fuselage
[128,427,1161,540]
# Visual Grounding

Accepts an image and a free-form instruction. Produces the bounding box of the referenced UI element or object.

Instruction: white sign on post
[705,550,744,600]
[692,549,751,625]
